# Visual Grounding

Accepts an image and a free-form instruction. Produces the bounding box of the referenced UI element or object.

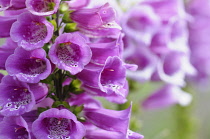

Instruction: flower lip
[3,87,32,112]
[0,75,36,116]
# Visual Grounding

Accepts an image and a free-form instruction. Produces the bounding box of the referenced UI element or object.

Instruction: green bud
[64,23,78,33]
[59,2,69,13]
[49,20,57,31]
[62,11,73,23]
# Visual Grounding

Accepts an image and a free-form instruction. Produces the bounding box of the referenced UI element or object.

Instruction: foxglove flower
[187,0,210,84]
[141,0,186,21]
[4,8,28,16]
[84,121,144,139]
[0,0,26,11]
[32,108,86,139]
[157,51,196,86]
[66,0,89,10]
[26,0,60,16]
[21,110,38,138]
[89,34,123,65]
[32,97,53,111]
[143,0,189,53]
[82,80,128,104]
[84,105,144,139]
[142,84,192,109]
[122,4,160,46]
[0,16,16,38]
[122,0,192,86]
[49,32,92,75]
[28,82,48,103]
[84,122,125,139]
[0,116,31,139]
[68,93,102,109]
[6,47,51,83]
[0,75,36,116]
[0,38,18,69]
[149,20,189,55]
[77,56,128,103]
[71,3,121,38]
[10,12,53,50]
[124,41,158,82]
[84,106,130,133]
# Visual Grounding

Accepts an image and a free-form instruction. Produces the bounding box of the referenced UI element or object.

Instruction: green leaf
[73,105,84,115]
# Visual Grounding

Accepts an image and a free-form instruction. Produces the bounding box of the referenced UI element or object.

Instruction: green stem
[173,85,197,139]
[55,9,60,36]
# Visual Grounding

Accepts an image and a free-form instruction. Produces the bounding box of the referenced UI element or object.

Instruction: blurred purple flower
[121,0,194,86]
[122,4,160,46]
[157,51,196,86]
[187,0,210,84]
[142,84,192,109]
[123,40,158,82]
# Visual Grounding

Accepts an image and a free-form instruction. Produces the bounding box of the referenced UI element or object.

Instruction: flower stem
[173,84,197,139]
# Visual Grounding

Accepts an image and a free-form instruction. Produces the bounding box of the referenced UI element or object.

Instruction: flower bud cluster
[0,0,143,138]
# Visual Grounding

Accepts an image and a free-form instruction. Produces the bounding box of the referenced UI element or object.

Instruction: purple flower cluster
[0,0,143,138]
[187,0,210,86]
[119,0,195,109]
